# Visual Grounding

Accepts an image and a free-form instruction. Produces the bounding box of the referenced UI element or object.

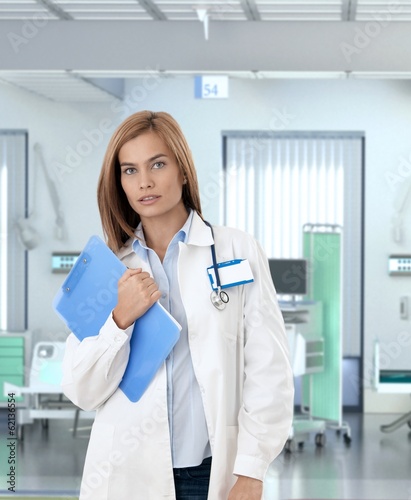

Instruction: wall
[0,81,127,346]
[1,76,411,412]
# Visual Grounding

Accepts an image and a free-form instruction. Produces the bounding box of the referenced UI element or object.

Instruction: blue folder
[53,235,181,402]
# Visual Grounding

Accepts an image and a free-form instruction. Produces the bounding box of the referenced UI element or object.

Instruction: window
[222,131,364,357]
[0,130,28,331]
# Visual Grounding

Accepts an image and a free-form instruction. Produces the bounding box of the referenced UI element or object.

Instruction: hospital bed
[3,341,94,439]
[373,340,411,433]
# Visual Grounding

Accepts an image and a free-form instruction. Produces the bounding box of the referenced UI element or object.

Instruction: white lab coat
[62,212,294,500]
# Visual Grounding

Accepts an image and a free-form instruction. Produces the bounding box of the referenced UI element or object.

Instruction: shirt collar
[132,209,194,254]
[117,210,213,261]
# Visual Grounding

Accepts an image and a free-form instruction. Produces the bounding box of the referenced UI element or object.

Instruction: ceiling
[0,0,410,22]
[0,70,120,102]
[0,1,411,102]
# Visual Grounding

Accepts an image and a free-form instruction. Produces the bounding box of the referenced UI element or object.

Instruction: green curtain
[302,228,342,423]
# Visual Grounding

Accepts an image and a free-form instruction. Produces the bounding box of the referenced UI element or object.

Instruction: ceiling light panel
[356,1,411,21]
[53,1,151,20]
[255,0,342,21]
[350,71,411,79]
[74,70,162,78]
[0,0,58,20]
[256,70,347,78]
[0,71,116,102]
[155,0,246,20]
[76,70,256,78]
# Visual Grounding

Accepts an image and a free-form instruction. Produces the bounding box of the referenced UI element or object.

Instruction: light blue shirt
[132,210,211,467]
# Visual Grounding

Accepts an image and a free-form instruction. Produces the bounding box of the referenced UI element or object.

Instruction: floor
[0,411,410,499]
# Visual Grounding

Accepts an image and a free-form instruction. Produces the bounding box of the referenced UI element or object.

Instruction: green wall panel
[0,337,24,347]
[0,336,25,404]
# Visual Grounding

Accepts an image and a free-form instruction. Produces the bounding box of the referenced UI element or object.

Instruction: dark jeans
[173,456,212,500]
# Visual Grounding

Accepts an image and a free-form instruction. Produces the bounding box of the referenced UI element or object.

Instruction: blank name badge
[207,259,254,291]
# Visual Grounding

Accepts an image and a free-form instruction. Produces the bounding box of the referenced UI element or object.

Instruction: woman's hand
[112,268,162,330]
[228,476,263,500]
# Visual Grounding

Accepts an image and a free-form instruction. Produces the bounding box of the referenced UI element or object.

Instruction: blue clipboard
[53,235,181,402]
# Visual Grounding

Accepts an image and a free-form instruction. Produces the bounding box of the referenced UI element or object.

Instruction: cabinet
[281,302,324,376]
[0,332,28,405]
[281,302,329,451]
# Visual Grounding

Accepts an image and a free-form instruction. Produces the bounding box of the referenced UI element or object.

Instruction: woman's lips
[138,195,160,205]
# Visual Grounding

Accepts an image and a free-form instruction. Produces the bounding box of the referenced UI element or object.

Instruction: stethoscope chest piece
[204,220,230,311]
[210,289,229,311]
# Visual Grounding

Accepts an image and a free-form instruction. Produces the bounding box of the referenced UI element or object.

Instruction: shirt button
[162,293,167,299]
[189,333,196,340]
[114,335,122,343]
[199,386,205,394]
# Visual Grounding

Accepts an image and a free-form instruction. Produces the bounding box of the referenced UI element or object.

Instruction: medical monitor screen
[268,259,307,296]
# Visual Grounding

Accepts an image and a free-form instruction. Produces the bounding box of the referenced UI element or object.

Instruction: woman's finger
[119,268,142,283]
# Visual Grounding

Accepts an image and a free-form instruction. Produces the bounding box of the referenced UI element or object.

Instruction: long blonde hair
[97,111,202,251]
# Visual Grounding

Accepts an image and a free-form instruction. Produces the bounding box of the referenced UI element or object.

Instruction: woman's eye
[152,161,164,169]
[123,167,136,175]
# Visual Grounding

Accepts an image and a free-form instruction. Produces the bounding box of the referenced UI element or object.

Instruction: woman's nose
[139,172,153,189]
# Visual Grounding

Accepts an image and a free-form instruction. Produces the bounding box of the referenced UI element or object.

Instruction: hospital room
[0,1,411,499]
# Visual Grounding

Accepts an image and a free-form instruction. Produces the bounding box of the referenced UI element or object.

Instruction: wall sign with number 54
[194,75,229,99]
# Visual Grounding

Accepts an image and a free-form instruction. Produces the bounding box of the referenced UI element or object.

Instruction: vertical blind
[222,132,364,356]
[0,131,27,331]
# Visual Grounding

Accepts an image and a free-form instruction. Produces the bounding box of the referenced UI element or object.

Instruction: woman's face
[118,131,186,224]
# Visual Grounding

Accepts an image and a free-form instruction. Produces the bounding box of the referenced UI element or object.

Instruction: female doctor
[62,110,294,500]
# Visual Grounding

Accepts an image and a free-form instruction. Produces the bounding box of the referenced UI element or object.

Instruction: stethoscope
[204,221,229,311]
